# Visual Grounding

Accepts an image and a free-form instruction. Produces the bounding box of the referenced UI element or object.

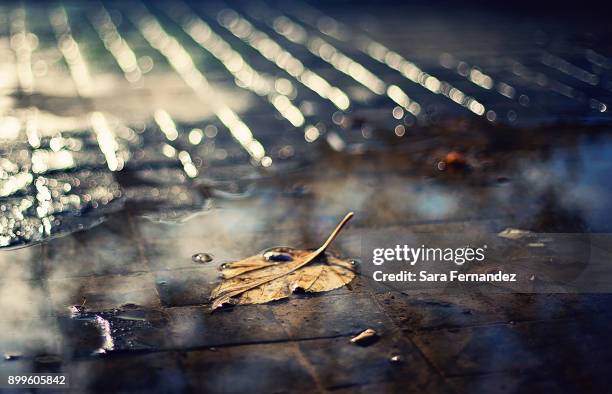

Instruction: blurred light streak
[153,109,199,178]
[507,58,607,112]
[249,8,421,116]
[50,7,94,97]
[50,5,129,172]
[0,7,19,97]
[158,1,305,127]
[280,2,485,116]
[213,7,350,111]
[88,4,143,83]
[585,49,611,70]
[540,51,599,86]
[126,2,268,164]
[88,3,198,177]
[91,112,122,171]
[153,109,179,141]
[25,107,40,148]
[9,5,35,94]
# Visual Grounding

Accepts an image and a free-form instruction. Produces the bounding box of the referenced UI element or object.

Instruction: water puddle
[64,304,169,355]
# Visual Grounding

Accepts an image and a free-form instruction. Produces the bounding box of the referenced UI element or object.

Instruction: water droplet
[263,251,293,262]
[192,252,213,263]
[4,353,21,361]
[389,354,402,364]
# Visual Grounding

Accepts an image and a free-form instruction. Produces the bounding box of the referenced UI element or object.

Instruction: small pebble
[350,328,378,345]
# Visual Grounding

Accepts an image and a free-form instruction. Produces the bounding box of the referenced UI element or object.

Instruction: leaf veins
[210,212,356,310]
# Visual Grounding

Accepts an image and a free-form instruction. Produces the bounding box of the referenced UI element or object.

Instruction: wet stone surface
[2,1,612,393]
[2,150,612,392]
[3,145,612,392]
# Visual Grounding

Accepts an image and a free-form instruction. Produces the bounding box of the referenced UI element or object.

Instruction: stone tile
[144,237,362,288]
[45,220,147,279]
[48,273,161,312]
[375,290,505,332]
[135,204,306,242]
[511,318,612,368]
[446,371,572,394]
[333,272,370,295]
[587,234,612,254]
[580,293,612,315]
[566,242,612,292]
[153,263,361,309]
[271,293,390,339]
[165,305,288,348]
[297,334,444,389]
[153,267,218,307]
[415,315,612,379]
[479,293,612,322]
[179,343,318,393]
[137,203,360,267]
[400,220,506,234]
[142,237,234,272]
[58,307,171,357]
[332,379,453,394]
[412,323,543,376]
[67,351,186,393]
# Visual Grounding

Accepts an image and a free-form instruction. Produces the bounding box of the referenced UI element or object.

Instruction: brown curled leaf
[210,212,356,310]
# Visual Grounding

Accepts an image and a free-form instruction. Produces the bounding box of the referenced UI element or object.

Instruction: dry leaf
[210,212,356,310]
[498,228,533,240]
[350,328,378,345]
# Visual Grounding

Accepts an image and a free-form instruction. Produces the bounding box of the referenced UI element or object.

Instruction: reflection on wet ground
[2,132,612,391]
[2,0,612,392]
[3,0,612,248]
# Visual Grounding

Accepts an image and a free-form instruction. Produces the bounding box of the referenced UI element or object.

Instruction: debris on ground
[3,352,22,361]
[498,228,533,240]
[350,328,378,346]
[438,151,469,171]
[210,213,356,310]
[389,354,402,363]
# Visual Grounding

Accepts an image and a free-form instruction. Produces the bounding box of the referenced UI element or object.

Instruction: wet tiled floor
[2,0,612,392]
[2,158,612,393]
